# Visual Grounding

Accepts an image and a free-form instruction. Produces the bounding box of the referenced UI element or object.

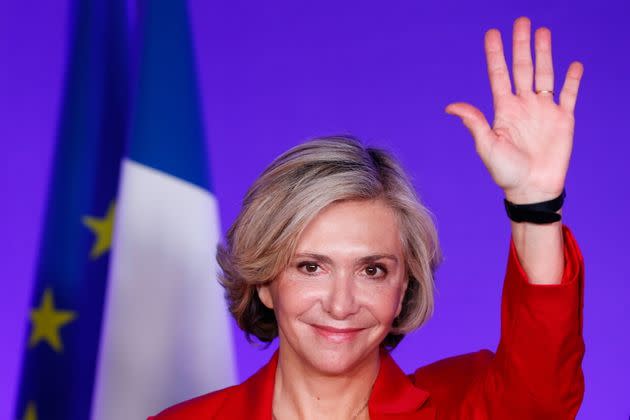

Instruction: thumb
[445,102,494,153]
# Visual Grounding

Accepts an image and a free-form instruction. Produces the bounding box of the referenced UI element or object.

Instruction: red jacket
[151,224,584,419]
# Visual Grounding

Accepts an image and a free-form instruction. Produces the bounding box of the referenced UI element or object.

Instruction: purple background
[2,1,629,418]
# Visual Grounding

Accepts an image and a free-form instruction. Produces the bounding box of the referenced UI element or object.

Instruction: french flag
[91,1,236,419]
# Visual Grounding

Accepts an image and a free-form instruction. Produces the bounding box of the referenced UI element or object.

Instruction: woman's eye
[298,262,320,274]
[364,264,387,277]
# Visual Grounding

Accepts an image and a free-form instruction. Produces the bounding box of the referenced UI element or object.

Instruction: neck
[272,342,379,420]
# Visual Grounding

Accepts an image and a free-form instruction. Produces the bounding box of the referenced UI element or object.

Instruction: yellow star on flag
[29,288,77,352]
[82,201,115,259]
[23,402,37,420]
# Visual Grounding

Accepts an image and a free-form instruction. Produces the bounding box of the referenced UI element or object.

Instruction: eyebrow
[293,253,399,265]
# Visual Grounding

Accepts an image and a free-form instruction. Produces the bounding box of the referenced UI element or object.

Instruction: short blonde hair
[217,135,442,349]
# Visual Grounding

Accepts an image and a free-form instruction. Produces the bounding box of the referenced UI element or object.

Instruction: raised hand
[445,16,584,205]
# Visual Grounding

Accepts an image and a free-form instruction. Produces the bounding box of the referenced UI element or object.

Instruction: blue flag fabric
[14,0,129,418]
[128,0,211,191]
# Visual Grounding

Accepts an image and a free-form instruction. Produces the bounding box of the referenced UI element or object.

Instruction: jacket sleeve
[413,224,585,419]
[467,223,585,419]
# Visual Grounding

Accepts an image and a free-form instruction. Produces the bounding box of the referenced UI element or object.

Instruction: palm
[446,17,584,204]
[487,93,573,198]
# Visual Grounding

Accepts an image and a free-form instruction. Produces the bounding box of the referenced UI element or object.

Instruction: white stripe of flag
[91,159,236,420]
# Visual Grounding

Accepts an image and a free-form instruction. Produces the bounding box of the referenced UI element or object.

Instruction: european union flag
[14,0,129,418]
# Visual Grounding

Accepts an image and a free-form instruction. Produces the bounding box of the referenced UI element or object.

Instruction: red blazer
[151,224,584,419]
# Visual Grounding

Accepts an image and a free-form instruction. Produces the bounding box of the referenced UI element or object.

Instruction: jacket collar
[219,348,431,419]
[369,348,431,414]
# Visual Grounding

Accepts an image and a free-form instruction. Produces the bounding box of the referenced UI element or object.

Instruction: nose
[322,271,359,319]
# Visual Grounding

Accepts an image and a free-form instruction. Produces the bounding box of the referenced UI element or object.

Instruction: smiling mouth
[310,324,365,343]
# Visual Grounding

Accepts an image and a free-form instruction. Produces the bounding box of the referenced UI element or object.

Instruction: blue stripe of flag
[128,0,211,192]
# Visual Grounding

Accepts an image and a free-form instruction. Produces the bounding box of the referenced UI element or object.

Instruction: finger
[445,102,496,154]
[534,27,554,96]
[484,29,512,100]
[559,61,584,113]
[512,16,534,95]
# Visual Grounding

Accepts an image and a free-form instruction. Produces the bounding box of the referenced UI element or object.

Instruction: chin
[291,325,385,376]
[305,347,374,376]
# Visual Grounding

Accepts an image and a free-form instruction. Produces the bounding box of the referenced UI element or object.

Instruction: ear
[257,283,274,309]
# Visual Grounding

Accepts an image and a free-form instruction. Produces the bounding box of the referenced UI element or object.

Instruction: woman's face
[258,199,408,375]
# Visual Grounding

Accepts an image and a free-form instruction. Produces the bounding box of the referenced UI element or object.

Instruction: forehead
[295,199,403,256]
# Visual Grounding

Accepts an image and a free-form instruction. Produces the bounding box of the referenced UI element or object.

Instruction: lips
[310,324,365,343]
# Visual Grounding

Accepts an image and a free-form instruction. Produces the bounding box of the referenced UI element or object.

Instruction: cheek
[358,284,404,322]
[271,279,321,320]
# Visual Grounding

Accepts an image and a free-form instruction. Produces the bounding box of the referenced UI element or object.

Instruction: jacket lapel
[368,349,435,419]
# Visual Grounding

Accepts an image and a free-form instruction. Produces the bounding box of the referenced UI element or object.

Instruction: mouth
[310,324,366,343]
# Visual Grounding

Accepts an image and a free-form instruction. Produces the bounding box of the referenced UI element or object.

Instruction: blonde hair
[217,135,442,348]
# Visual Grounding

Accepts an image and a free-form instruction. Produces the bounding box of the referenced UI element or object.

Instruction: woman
[151,16,585,419]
